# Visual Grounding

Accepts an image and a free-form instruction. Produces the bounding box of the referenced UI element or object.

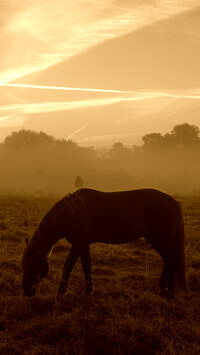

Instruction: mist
[0,123,199,196]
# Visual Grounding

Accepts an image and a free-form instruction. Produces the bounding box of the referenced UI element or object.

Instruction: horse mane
[37,189,88,234]
[64,189,87,217]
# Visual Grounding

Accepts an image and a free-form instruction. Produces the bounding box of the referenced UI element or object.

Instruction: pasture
[0,193,199,354]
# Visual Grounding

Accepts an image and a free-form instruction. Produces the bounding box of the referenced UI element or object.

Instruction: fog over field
[0,123,199,195]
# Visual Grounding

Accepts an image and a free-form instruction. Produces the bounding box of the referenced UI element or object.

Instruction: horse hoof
[159,288,168,298]
[159,288,175,300]
[167,291,175,299]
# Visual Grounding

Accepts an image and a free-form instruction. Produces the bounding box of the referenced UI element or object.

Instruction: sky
[0,0,200,146]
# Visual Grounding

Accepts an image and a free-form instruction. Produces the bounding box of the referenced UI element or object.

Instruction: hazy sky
[0,0,200,146]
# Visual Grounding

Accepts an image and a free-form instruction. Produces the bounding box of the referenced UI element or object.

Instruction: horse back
[77,189,181,244]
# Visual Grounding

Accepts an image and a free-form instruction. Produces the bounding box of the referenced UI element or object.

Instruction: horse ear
[25,238,29,245]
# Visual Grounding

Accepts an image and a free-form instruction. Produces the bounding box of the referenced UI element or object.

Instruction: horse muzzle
[22,279,37,297]
[22,275,41,297]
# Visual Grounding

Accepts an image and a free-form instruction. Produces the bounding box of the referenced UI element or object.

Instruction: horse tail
[176,203,187,293]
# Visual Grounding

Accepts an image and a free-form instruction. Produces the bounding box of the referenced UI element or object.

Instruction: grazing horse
[21,188,187,298]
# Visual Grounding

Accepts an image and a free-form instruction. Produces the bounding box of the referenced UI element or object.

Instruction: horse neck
[32,196,79,255]
[32,225,60,256]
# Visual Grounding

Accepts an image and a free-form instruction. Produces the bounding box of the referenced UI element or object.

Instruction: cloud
[1,0,200,83]
[1,85,200,144]
[1,87,200,131]
[0,96,125,115]
[0,115,23,127]
[150,4,200,45]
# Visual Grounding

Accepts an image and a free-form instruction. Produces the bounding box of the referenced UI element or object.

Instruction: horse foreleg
[81,244,93,293]
[58,243,80,295]
[168,266,176,299]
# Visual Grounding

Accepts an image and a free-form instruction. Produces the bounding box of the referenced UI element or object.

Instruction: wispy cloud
[1,87,200,129]
[0,96,125,115]
[1,0,199,83]
[0,115,23,127]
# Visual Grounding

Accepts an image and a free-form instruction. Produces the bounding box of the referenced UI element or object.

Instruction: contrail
[66,123,89,140]
[0,83,129,94]
[1,83,200,100]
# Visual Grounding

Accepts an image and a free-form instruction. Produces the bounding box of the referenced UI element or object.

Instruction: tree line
[2,122,200,153]
[0,123,199,194]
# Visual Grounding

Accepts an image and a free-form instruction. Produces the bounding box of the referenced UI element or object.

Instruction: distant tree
[112,142,124,150]
[170,123,200,149]
[142,124,200,152]
[132,145,143,155]
[3,129,55,150]
[142,133,163,146]
[109,142,132,160]
[142,133,165,154]
[55,138,78,149]
[54,139,79,156]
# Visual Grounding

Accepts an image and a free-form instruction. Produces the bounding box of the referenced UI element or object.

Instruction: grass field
[0,193,200,354]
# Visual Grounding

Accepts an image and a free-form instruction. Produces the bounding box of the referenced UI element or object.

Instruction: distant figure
[74,176,83,190]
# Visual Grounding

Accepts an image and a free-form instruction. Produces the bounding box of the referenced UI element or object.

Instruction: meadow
[0,192,199,354]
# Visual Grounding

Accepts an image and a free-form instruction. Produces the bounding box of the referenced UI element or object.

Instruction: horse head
[21,242,49,297]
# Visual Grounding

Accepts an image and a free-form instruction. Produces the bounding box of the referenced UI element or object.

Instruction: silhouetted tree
[142,133,166,156]
[142,124,200,153]
[142,133,164,146]
[3,129,55,150]
[170,123,200,149]
[109,142,132,160]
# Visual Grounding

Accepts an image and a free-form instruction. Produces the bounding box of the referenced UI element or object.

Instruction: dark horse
[21,188,187,298]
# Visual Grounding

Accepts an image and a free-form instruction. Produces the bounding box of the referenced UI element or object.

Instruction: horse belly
[91,215,146,244]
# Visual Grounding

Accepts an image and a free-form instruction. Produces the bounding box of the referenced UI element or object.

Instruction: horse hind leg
[167,262,176,299]
[160,258,176,299]
[159,260,176,299]
[81,244,94,294]
[159,264,168,294]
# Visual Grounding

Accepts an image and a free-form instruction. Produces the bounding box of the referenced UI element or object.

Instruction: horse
[21,188,187,298]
